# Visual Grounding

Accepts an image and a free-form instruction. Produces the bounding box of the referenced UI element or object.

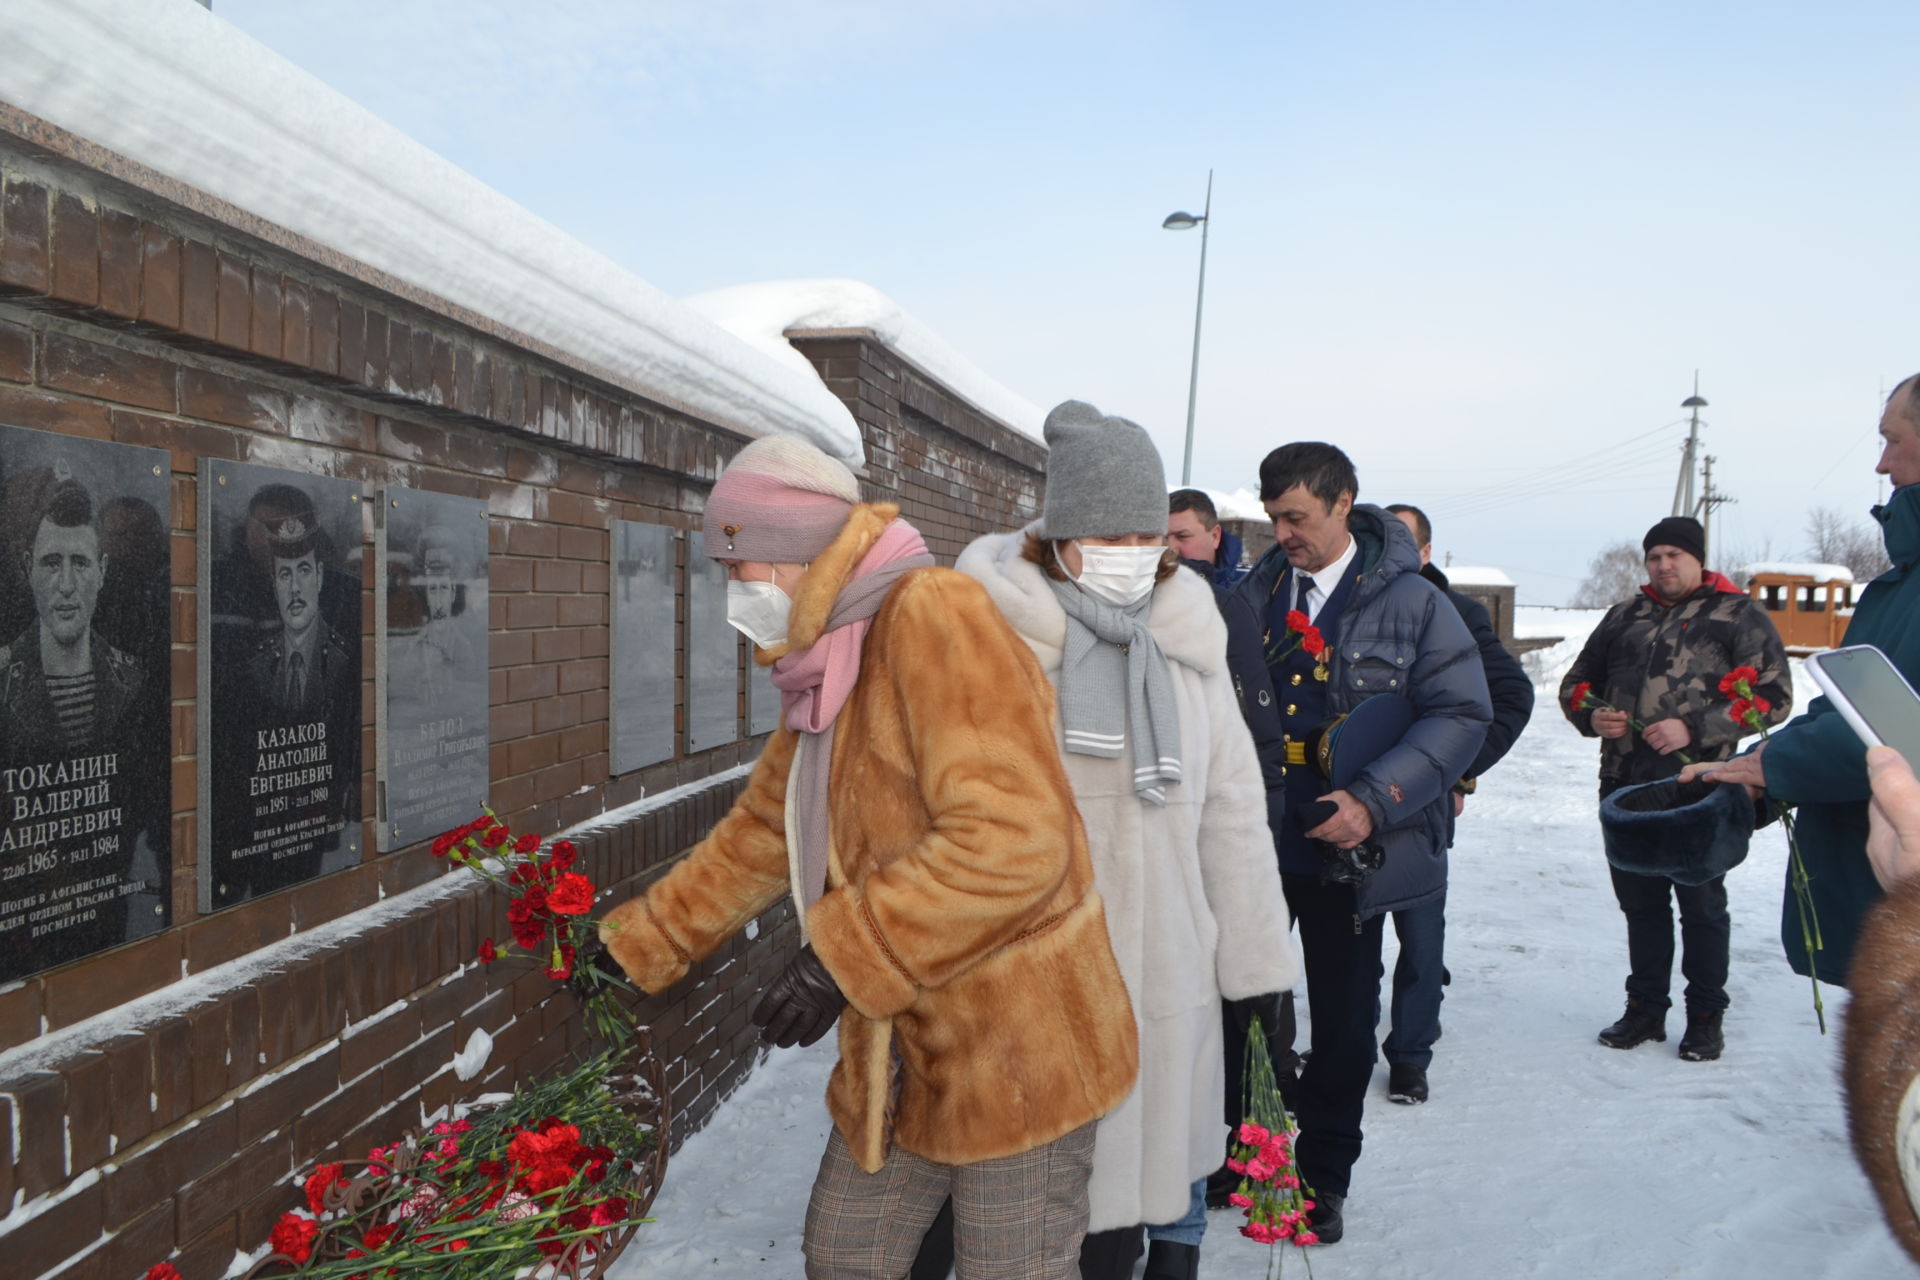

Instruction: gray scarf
[1046,578,1183,805]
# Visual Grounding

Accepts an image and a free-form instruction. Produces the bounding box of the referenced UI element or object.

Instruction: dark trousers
[1280,872,1385,1200]
[1383,894,1445,1070]
[1607,863,1730,1014]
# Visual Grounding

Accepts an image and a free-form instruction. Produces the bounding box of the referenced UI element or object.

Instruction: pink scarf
[770,517,934,912]
[770,518,932,733]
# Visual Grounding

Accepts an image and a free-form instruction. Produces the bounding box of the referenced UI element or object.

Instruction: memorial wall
[0,111,1045,1278]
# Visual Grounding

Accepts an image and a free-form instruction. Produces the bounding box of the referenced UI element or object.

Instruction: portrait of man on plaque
[399,522,473,700]
[202,465,363,910]
[0,428,171,982]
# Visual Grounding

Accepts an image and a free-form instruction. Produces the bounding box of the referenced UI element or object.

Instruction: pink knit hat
[704,436,862,563]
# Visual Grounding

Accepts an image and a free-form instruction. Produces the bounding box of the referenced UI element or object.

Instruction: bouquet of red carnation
[157,1048,665,1279]
[1568,681,1693,765]
[435,812,634,1042]
[1228,1015,1318,1275]
[1719,666,1825,1033]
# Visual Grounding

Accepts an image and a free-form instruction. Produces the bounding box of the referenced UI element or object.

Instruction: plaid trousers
[802,1122,1096,1279]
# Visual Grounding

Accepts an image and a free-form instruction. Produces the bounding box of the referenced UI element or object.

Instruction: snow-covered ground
[610,607,1912,1278]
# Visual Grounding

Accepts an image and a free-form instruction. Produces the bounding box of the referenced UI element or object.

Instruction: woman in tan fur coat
[597,436,1138,1280]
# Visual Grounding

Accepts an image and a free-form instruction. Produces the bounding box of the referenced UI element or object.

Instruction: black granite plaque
[376,489,489,852]
[0,425,171,981]
[199,461,365,911]
[685,531,738,754]
[610,521,675,773]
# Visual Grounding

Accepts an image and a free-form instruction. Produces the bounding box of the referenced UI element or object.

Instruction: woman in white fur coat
[955,401,1298,1280]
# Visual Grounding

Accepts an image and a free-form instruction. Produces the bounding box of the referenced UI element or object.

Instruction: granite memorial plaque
[199,460,365,911]
[610,521,675,774]
[0,425,171,981]
[684,531,738,754]
[747,639,779,736]
[376,489,489,853]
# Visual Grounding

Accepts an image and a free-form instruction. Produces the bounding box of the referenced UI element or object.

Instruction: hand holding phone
[1805,644,1920,768]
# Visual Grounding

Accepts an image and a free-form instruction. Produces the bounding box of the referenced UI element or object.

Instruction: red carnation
[1752,695,1771,717]
[548,840,577,872]
[546,873,596,916]
[471,816,496,833]
[144,1267,185,1280]
[481,826,511,848]
[362,1222,397,1250]
[1728,698,1752,724]
[513,832,541,854]
[431,832,456,857]
[1569,681,1593,711]
[1301,627,1326,657]
[544,943,578,982]
[518,884,550,915]
[269,1212,320,1264]
[477,937,498,964]
[1286,609,1311,634]
[1718,665,1760,696]
[304,1161,348,1214]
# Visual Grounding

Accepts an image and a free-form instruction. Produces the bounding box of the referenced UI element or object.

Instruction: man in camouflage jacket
[1559,516,1789,1062]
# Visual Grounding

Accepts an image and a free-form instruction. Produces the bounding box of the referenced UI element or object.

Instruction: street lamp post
[1162,170,1213,486]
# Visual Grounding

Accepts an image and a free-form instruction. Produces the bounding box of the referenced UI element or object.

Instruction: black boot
[1077,1225,1143,1280]
[1305,1191,1345,1244]
[1142,1239,1200,1280]
[1387,1061,1429,1104]
[1678,1010,1725,1061]
[1598,996,1666,1049]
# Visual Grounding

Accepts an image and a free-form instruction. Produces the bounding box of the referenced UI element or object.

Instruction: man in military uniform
[1229,444,1491,1245]
[248,497,353,722]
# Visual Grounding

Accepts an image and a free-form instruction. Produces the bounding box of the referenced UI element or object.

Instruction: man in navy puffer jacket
[1229,443,1491,1245]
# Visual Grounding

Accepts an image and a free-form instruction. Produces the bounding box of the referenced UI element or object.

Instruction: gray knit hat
[1040,400,1169,540]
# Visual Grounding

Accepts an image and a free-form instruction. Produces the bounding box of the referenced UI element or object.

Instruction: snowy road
[609,610,1912,1278]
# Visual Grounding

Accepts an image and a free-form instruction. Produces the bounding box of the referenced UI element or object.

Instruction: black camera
[1318,839,1385,886]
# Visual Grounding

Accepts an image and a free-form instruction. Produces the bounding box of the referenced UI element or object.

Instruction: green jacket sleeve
[1764,698,1872,806]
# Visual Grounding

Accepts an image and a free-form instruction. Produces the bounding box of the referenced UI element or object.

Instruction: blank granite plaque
[610,521,676,774]
[376,488,490,853]
[685,531,738,754]
[198,460,365,913]
[0,424,172,981]
[747,640,780,736]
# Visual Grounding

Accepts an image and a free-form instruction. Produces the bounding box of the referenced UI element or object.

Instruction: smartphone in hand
[1805,644,1920,768]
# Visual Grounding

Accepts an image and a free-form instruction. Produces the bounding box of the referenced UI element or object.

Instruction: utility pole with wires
[1672,373,1706,518]
[1695,453,1735,563]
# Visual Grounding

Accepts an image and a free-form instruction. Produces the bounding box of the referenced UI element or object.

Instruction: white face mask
[1072,543,1163,607]
[726,572,793,648]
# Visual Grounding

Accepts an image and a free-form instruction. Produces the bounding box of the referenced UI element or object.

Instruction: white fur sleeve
[1195,662,1300,1000]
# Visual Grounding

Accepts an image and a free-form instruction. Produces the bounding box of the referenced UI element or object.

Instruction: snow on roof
[1446,566,1516,588]
[0,0,864,464]
[1741,561,1855,583]
[684,280,1044,443]
[1176,485,1269,522]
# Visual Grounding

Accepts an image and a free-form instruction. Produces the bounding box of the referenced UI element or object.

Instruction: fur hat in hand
[1599,777,1755,886]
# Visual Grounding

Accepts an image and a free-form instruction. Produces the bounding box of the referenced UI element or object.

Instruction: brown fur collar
[758,502,901,661]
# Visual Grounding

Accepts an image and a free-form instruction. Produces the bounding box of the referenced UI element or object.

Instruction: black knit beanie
[1642,515,1706,564]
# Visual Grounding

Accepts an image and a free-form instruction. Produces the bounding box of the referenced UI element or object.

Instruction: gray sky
[218,0,1920,603]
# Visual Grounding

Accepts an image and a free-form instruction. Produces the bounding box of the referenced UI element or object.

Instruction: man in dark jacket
[1168,488,1248,589]
[1685,374,1920,989]
[1561,515,1789,1061]
[1379,504,1535,1105]
[1229,444,1491,1244]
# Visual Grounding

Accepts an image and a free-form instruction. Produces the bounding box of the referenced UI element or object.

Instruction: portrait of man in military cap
[200,463,364,912]
[244,486,355,719]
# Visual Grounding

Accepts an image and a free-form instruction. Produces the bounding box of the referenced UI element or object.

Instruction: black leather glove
[567,935,635,1004]
[1226,990,1288,1038]
[752,945,845,1048]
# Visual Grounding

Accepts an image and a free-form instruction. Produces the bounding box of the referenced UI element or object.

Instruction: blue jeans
[1384,895,1446,1070]
[1145,1177,1208,1246]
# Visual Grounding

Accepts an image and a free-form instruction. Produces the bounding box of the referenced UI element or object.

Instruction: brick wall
[0,112,1043,1280]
